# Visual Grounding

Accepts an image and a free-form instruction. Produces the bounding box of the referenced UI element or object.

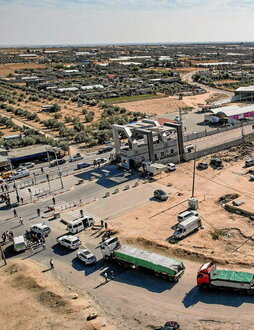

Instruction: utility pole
[191,145,197,198]
[6,150,19,201]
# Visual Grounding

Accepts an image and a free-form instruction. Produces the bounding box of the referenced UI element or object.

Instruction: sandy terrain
[0,63,46,76]
[110,148,254,267]
[0,259,115,330]
[115,93,213,115]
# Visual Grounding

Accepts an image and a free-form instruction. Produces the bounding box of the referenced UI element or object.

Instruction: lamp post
[6,149,20,202]
[52,149,64,190]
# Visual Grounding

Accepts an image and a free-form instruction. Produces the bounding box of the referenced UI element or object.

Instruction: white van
[173,216,201,239]
[67,217,95,234]
[177,210,200,223]
[13,235,27,252]
[30,223,51,237]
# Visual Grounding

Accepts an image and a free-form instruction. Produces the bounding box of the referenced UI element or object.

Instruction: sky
[0,0,254,46]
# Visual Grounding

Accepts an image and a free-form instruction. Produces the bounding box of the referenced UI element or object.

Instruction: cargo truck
[197,262,254,294]
[100,237,185,281]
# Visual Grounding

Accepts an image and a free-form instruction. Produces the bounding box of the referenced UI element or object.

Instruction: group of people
[0,193,10,205]
[1,230,14,243]
[25,230,46,248]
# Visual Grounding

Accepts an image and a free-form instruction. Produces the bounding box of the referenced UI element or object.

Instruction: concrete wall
[183,136,253,161]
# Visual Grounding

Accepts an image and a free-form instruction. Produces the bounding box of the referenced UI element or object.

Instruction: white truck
[177,210,200,223]
[67,216,95,234]
[173,215,202,239]
[100,237,185,282]
[13,235,27,253]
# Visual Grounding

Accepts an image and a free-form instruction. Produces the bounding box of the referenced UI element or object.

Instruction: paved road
[1,166,254,329]
[181,71,234,97]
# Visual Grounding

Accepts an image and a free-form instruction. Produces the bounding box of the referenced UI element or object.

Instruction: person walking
[20,197,24,204]
[37,208,41,217]
[13,209,18,217]
[1,185,4,192]
[101,220,104,228]
[19,217,24,226]
[49,259,54,269]
[1,232,6,243]
[52,197,55,205]
[105,222,108,230]
[103,272,108,283]
[80,209,84,217]
[42,242,46,250]
[41,167,44,174]
[4,184,8,191]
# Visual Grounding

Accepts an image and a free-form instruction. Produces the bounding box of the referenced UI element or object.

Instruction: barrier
[114,188,119,194]
[133,182,139,187]
[104,192,110,198]
[124,185,130,190]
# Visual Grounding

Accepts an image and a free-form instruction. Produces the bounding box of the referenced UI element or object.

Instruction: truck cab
[100,237,121,259]
[197,262,215,286]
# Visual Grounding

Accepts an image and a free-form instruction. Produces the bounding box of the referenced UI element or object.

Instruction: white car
[167,163,176,171]
[57,235,81,250]
[69,153,84,162]
[30,223,51,237]
[77,249,97,265]
[8,169,30,181]
[19,162,35,169]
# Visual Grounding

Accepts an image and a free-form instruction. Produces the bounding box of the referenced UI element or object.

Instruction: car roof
[62,235,80,241]
[79,249,93,256]
[155,189,166,194]
[32,223,48,229]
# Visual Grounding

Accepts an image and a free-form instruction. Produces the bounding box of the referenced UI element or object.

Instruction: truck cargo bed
[211,270,254,284]
[115,245,184,277]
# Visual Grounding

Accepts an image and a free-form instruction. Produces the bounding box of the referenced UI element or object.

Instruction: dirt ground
[0,63,46,76]
[111,146,254,267]
[0,259,115,330]
[115,93,214,115]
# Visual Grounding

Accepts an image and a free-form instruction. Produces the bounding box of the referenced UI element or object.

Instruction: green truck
[100,237,185,281]
[197,262,254,294]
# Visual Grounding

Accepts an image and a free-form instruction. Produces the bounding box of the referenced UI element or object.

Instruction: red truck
[197,262,254,295]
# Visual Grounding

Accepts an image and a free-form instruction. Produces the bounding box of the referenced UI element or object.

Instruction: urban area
[1,43,254,330]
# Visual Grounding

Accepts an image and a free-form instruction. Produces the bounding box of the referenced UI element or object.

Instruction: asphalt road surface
[1,165,254,329]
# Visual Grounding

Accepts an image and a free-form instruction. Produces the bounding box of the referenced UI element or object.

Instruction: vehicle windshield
[72,239,80,244]
[83,250,90,255]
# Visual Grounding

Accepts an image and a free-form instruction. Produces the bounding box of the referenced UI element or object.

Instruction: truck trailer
[100,237,185,281]
[197,262,254,294]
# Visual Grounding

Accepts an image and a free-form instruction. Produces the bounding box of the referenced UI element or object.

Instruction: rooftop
[212,104,254,117]
[235,86,254,92]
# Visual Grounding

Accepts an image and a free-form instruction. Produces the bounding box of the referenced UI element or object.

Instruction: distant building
[234,86,254,102]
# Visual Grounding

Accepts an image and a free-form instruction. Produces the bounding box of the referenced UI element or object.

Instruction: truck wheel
[200,284,208,290]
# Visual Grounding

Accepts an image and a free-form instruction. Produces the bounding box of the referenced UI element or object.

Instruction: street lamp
[6,149,20,202]
[47,148,64,190]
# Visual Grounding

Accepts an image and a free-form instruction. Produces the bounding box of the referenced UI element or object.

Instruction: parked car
[245,159,254,167]
[77,249,97,265]
[97,146,113,154]
[30,223,51,237]
[8,169,30,181]
[154,321,180,330]
[69,153,83,162]
[154,189,169,201]
[77,162,91,170]
[167,163,176,171]
[49,159,66,167]
[94,158,107,165]
[210,158,223,168]
[57,235,81,250]
[18,162,35,169]
[197,162,208,170]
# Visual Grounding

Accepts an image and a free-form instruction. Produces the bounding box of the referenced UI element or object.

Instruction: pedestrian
[80,209,84,217]
[4,184,8,191]
[49,258,54,269]
[1,185,4,192]
[42,242,46,250]
[13,209,18,217]
[103,272,108,283]
[41,167,44,174]
[105,222,108,230]
[110,270,114,280]
[5,231,9,241]
[101,220,104,228]
[16,195,20,203]
[19,217,23,226]
[20,197,24,204]
[30,246,34,254]
[1,232,6,242]
[52,197,55,205]
[37,208,40,217]
[9,231,14,239]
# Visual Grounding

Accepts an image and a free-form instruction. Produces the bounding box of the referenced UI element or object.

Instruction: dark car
[77,162,91,170]
[197,162,208,170]
[210,158,223,168]
[49,159,66,167]
[97,146,113,154]
[154,321,180,330]
[154,189,169,201]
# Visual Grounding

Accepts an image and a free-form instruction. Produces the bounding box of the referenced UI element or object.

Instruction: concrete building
[234,86,254,102]
[112,119,182,169]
